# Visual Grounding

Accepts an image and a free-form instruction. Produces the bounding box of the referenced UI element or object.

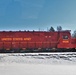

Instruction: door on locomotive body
[57,31,72,49]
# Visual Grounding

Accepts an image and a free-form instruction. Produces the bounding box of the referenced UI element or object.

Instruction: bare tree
[57,26,62,31]
[72,30,76,38]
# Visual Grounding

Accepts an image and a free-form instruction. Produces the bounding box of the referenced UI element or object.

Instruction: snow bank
[0,52,76,64]
[0,52,76,75]
[0,63,76,75]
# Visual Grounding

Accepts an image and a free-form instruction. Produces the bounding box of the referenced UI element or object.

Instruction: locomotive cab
[57,30,72,49]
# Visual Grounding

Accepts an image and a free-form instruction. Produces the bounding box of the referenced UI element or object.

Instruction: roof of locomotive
[0,30,71,33]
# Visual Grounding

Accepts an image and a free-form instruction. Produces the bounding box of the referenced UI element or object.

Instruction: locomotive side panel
[0,31,59,52]
[0,42,3,50]
[71,38,76,48]
[12,42,20,49]
[20,42,27,50]
[3,42,11,50]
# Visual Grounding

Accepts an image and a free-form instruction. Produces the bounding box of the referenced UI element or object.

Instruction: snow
[0,52,76,75]
[0,64,76,75]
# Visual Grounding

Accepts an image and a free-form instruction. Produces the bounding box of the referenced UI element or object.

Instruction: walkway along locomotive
[0,30,76,52]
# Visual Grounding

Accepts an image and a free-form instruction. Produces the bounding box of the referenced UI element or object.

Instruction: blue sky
[0,0,76,32]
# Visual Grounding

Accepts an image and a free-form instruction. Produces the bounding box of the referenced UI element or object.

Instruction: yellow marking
[1,38,31,41]
[24,38,31,40]
[6,48,10,50]
[1,38,12,41]
[13,38,23,40]
[63,40,69,43]
[22,48,26,50]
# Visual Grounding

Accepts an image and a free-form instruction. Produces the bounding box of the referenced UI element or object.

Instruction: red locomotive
[0,30,76,52]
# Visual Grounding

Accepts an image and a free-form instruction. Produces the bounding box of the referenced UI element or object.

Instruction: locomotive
[0,30,76,53]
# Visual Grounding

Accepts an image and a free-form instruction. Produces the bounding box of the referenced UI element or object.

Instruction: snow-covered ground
[0,52,76,75]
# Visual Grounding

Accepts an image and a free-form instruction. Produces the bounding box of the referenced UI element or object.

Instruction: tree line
[49,26,76,38]
[49,26,62,32]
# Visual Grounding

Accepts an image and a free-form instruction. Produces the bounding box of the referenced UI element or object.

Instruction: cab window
[63,35,68,39]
